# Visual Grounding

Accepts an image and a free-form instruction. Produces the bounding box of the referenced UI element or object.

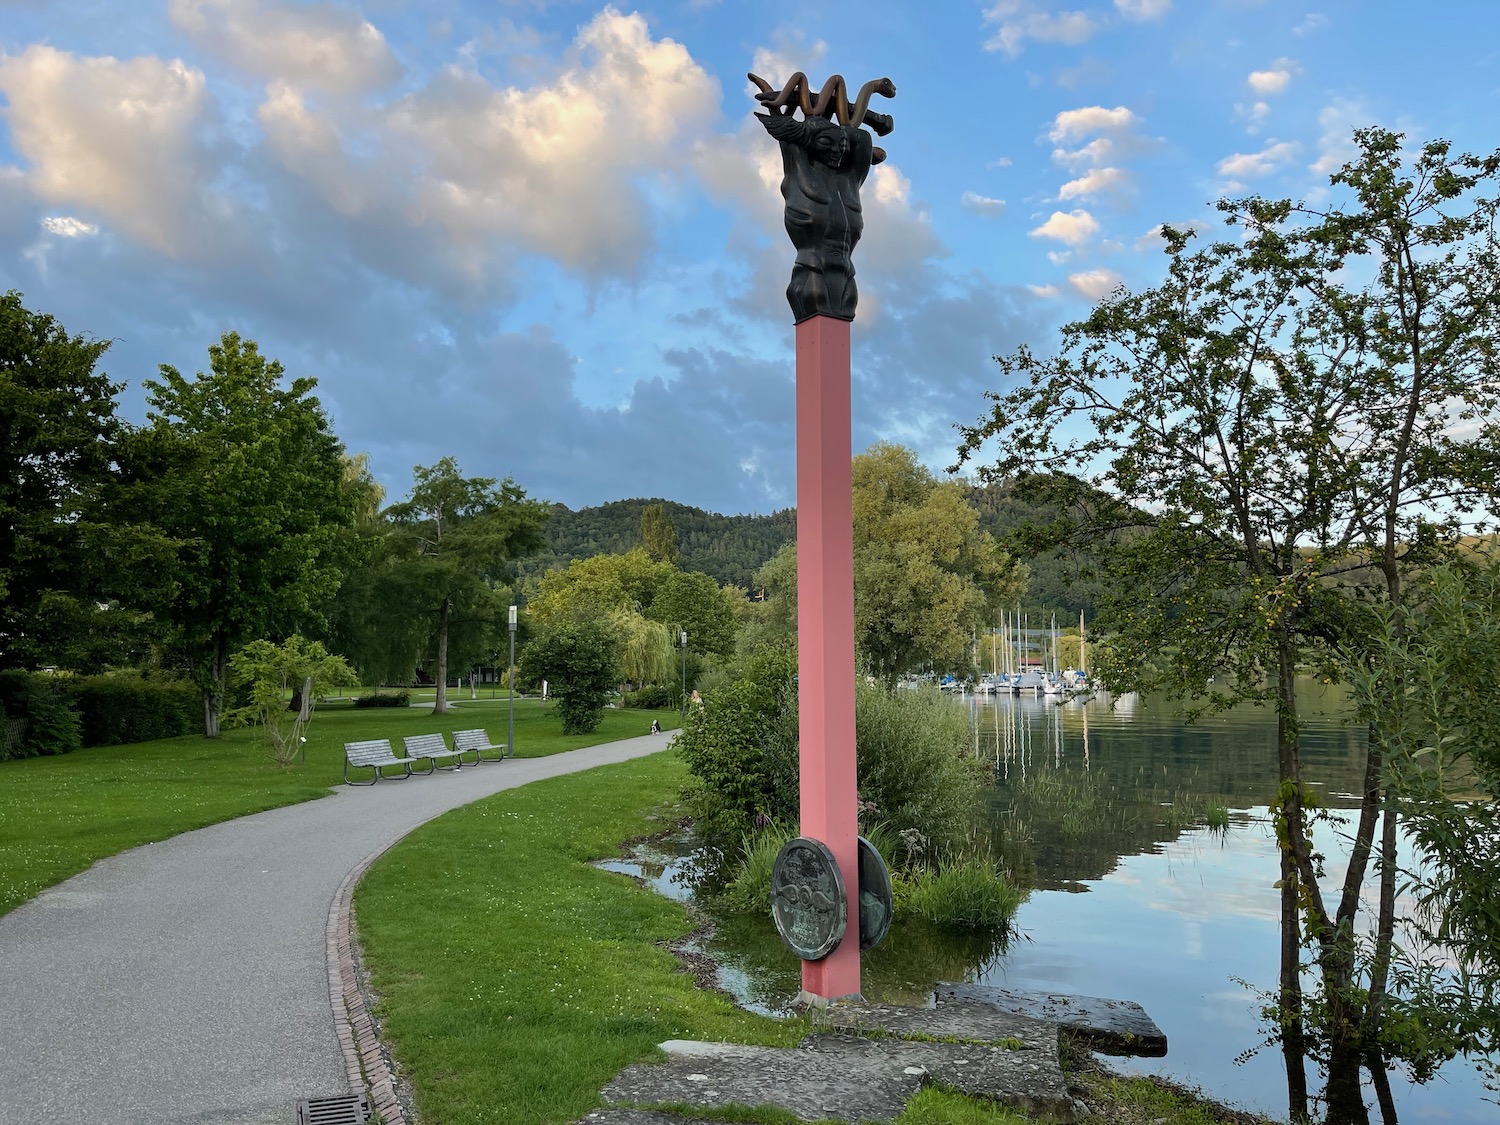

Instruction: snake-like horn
[747,72,896,136]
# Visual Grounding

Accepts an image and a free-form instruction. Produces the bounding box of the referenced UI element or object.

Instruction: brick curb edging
[327,840,409,1125]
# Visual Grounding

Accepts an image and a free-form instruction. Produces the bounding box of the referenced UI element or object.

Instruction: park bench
[343,739,412,785]
[403,732,466,773]
[452,728,507,764]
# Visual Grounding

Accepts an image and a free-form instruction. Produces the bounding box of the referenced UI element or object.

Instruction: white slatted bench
[452,728,507,764]
[403,732,466,773]
[343,739,412,785]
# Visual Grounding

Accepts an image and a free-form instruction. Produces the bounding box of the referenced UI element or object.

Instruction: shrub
[524,620,618,734]
[675,651,799,849]
[622,685,674,710]
[0,670,82,760]
[353,690,411,709]
[227,636,358,766]
[718,822,799,913]
[900,855,1025,930]
[853,681,989,860]
[60,676,200,747]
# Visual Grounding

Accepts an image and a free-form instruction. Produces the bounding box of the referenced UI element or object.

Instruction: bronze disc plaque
[856,835,893,952]
[770,836,848,960]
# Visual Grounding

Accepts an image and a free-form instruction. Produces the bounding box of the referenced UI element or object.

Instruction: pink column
[795,314,861,1001]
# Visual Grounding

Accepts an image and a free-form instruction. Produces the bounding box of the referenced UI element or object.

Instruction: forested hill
[520,499,796,588]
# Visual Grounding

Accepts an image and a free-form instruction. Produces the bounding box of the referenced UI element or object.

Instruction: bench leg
[407,757,435,776]
[345,760,379,786]
[456,748,481,767]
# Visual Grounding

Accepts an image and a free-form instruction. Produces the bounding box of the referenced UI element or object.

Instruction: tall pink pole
[795,314,861,1001]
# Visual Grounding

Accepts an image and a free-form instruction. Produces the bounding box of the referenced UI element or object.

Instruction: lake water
[626,687,1495,1123]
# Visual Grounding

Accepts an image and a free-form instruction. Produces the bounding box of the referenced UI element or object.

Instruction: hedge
[0,670,83,761]
[60,676,201,747]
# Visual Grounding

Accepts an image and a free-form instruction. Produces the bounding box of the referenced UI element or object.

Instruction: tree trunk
[1275,632,1309,1122]
[202,636,226,738]
[432,598,450,714]
[1324,1043,1371,1125]
[299,675,313,722]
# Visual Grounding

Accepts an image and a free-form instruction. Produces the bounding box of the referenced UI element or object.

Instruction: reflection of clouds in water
[1183,919,1203,958]
[1138,828,1282,927]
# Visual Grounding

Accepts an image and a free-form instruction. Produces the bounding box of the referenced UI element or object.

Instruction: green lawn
[355,751,1271,1125]
[0,697,678,917]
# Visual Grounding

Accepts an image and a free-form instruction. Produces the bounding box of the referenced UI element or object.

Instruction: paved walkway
[0,731,674,1125]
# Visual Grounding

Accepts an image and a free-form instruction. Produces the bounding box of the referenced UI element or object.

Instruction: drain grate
[296,1092,372,1124]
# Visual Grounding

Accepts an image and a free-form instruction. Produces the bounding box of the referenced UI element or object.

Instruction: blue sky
[2,0,1496,513]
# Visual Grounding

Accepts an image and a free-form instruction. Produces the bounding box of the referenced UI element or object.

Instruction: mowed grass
[0,696,677,917]
[353,752,805,1125]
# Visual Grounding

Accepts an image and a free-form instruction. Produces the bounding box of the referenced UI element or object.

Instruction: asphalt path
[0,730,675,1125]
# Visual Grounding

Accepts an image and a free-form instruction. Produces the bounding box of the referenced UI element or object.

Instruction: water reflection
[676,687,1494,1122]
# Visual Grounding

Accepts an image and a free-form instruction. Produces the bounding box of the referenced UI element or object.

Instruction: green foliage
[524,620,619,734]
[853,444,1028,685]
[718,821,799,914]
[226,635,357,766]
[647,568,743,660]
[352,690,411,709]
[0,670,81,760]
[130,333,357,735]
[640,501,680,564]
[675,651,800,849]
[899,856,1025,930]
[0,292,172,671]
[853,681,989,858]
[622,685,675,710]
[1343,562,1500,1084]
[383,457,549,713]
[521,498,796,589]
[60,676,200,747]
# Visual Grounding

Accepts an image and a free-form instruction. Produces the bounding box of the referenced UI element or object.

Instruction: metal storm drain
[296,1093,372,1124]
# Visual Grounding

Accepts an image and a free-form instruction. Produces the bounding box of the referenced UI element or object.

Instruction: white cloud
[983,2,1099,57]
[40,215,99,237]
[1293,12,1329,36]
[961,191,1006,216]
[1216,141,1299,179]
[0,46,218,256]
[1115,0,1171,19]
[989,155,1014,168]
[1068,267,1123,299]
[1030,208,1100,245]
[1309,98,1366,176]
[748,35,827,94]
[170,0,401,95]
[1047,249,1073,264]
[261,8,721,280]
[1027,283,1061,297]
[1059,166,1129,199]
[1049,105,1138,142]
[1247,59,1296,95]
[1052,137,1115,169]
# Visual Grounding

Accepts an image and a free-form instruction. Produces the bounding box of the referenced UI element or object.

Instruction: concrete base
[793,989,865,1009]
[935,982,1168,1057]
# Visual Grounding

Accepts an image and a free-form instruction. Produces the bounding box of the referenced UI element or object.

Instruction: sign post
[508,604,517,760]
[751,71,896,1004]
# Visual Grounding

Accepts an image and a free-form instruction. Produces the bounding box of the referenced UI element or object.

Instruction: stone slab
[573,1110,726,1125]
[811,999,1056,1049]
[600,1033,1074,1123]
[935,982,1168,1057]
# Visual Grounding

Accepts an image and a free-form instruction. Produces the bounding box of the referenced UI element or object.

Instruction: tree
[0,292,171,670]
[737,543,798,657]
[384,458,548,714]
[646,569,743,660]
[527,548,668,627]
[133,334,357,736]
[523,620,618,734]
[1342,561,1500,1100]
[641,501,680,564]
[956,129,1500,1123]
[227,635,357,766]
[853,443,1027,686]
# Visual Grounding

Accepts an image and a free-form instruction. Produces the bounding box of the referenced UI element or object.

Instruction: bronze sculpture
[750,72,896,323]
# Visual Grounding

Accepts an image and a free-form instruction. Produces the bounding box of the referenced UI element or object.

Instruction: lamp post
[680,629,688,724]
[508,604,517,760]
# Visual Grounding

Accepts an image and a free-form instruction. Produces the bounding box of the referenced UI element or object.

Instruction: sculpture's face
[809,124,850,169]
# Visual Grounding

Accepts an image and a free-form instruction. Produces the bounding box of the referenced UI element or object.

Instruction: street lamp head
[509,604,518,629]
[681,630,688,648]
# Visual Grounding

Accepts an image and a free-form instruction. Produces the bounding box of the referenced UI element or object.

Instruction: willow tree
[956,130,1500,1123]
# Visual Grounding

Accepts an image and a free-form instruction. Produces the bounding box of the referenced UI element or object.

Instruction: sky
[2,0,1497,515]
